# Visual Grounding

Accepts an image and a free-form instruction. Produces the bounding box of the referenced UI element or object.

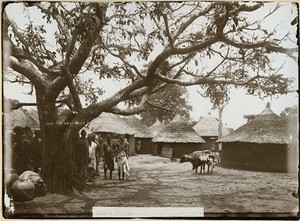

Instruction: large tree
[3,2,297,192]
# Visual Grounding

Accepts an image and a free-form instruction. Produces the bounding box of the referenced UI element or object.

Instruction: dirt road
[9,155,299,218]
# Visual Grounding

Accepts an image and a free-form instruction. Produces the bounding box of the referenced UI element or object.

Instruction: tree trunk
[37,93,81,193]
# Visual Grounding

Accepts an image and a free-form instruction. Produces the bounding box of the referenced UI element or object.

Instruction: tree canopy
[3,2,297,114]
[140,84,192,126]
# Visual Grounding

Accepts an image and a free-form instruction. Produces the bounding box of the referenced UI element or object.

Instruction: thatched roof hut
[192,114,233,151]
[82,112,137,135]
[149,119,164,136]
[193,115,233,137]
[218,103,297,173]
[152,115,206,143]
[218,103,289,144]
[123,116,155,154]
[152,115,206,158]
[4,108,40,130]
[123,116,153,138]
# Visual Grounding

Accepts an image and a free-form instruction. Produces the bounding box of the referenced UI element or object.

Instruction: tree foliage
[280,105,298,120]
[140,84,192,126]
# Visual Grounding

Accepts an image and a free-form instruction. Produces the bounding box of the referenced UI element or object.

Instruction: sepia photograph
[2,1,299,219]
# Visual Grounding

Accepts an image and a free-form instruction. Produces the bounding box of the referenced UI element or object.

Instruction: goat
[180,150,212,173]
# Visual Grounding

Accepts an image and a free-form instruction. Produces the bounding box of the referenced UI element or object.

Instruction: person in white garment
[87,134,97,182]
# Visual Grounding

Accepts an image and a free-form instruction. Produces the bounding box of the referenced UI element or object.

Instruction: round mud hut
[218,103,298,173]
[193,114,233,151]
[123,116,154,154]
[152,115,206,158]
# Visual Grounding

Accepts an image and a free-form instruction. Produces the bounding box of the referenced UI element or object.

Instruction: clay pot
[11,180,35,202]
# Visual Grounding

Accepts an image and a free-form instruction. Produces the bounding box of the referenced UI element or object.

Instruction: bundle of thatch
[152,115,206,143]
[218,103,290,144]
[149,119,164,136]
[81,112,137,135]
[4,108,40,130]
[122,116,153,138]
[193,115,233,137]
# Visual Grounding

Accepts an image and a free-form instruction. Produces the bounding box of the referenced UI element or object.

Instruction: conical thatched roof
[123,116,153,138]
[149,119,164,136]
[193,114,233,137]
[4,108,40,130]
[27,109,40,125]
[82,112,137,135]
[218,103,290,144]
[152,115,206,143]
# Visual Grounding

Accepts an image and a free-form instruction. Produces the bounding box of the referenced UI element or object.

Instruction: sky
[3,2,299,130]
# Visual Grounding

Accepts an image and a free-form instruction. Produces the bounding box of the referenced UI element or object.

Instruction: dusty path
[9,155,299,218]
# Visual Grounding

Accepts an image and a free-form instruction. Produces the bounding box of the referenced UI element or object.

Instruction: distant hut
[27,109,40,126]
[4,108,40,131]
[218,103,297,173]
[152,115,206,158]
[82,112,137,155]
[123,116,154,154]
[149,119,164,136]
[148,119,165,155]
[193,114,233,151]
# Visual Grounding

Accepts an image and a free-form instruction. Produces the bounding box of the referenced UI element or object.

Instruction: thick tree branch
[8,79,31,84]
[9,59,47,88]
[106,94,149,115]
[9,97,73,110]
[68,4,107,76]
[4,14,61,77]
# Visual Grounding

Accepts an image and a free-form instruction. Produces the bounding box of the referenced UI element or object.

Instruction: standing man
[77,129,89,181]
[32,130,42,173]
[87,134,97,182]
[21,126,34,172]
[103,135,114,179]
[94,134,102,176]
[13,126,25,175]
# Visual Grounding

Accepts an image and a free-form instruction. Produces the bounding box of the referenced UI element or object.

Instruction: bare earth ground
[9,155,299,218]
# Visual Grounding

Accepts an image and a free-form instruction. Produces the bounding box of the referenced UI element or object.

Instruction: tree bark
[37,91,79,193]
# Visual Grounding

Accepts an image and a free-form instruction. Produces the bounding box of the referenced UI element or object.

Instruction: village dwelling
[193,114,233,152]
[218,103,298,173]
[4,108,40,131]
[152,115,206,158]
[148,119,165,155]
[81,112,137,155]
[122,116,154,154]
[149,119,164,136]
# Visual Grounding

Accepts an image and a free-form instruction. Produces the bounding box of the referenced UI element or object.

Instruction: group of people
[9,126,130,183]
[10,126,43,176]
[78,129,130,182]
